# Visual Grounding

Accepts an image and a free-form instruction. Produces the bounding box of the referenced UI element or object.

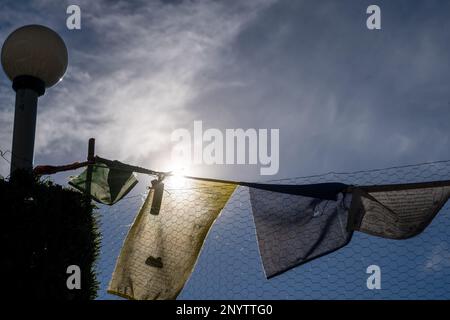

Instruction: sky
[2,0,450,181]
[1,0,450,299]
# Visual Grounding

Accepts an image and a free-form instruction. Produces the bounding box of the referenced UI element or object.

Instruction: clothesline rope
[30,153,450,184]
[3,140,450,183]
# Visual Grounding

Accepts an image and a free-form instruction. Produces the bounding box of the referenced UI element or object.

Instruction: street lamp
[1,24,68,175]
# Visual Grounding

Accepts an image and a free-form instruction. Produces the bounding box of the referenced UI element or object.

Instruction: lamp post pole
[1,25,68,176]
[10,76,45,172]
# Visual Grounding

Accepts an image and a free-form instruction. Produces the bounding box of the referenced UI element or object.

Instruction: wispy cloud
[0,0,276,177]
[1,0,450,181]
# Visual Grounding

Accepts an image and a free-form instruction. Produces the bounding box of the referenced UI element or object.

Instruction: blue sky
[1,0,450,299]
[2,0,450,181]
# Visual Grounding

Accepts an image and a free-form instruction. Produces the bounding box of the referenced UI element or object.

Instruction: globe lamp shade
[1,24,68,88]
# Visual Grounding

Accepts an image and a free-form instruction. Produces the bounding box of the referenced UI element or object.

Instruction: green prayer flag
[69,163,138,205]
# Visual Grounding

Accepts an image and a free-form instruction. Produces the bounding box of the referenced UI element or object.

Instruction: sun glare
[167,163,192,189]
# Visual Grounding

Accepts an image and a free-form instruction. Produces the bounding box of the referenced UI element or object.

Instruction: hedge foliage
[0,171,100,300]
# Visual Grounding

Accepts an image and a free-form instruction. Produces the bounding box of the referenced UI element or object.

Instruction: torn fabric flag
[250,180,450,279]
[108,177,236,300]
[349,181,450,239]
[249,183,352,278]
[68,163,138,205]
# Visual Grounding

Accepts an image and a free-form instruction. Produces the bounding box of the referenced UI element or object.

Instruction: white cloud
[0,0,276,177]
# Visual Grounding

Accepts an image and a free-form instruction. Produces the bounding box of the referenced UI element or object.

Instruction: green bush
[0,171,100,300]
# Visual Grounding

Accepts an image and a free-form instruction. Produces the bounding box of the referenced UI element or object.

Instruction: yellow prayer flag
[108,177,236,300]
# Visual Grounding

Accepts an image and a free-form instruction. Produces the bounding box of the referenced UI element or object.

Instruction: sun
[167,161,193,189]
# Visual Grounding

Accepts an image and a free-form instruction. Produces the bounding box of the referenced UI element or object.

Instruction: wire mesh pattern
[95,160,450,299]
[108,178,236,300]
[250,188,352,278]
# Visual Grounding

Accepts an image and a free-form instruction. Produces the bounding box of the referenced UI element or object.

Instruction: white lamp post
[1,25,68,175]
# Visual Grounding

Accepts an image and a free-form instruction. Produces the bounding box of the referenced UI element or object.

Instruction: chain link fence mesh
[94,160,450,299]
